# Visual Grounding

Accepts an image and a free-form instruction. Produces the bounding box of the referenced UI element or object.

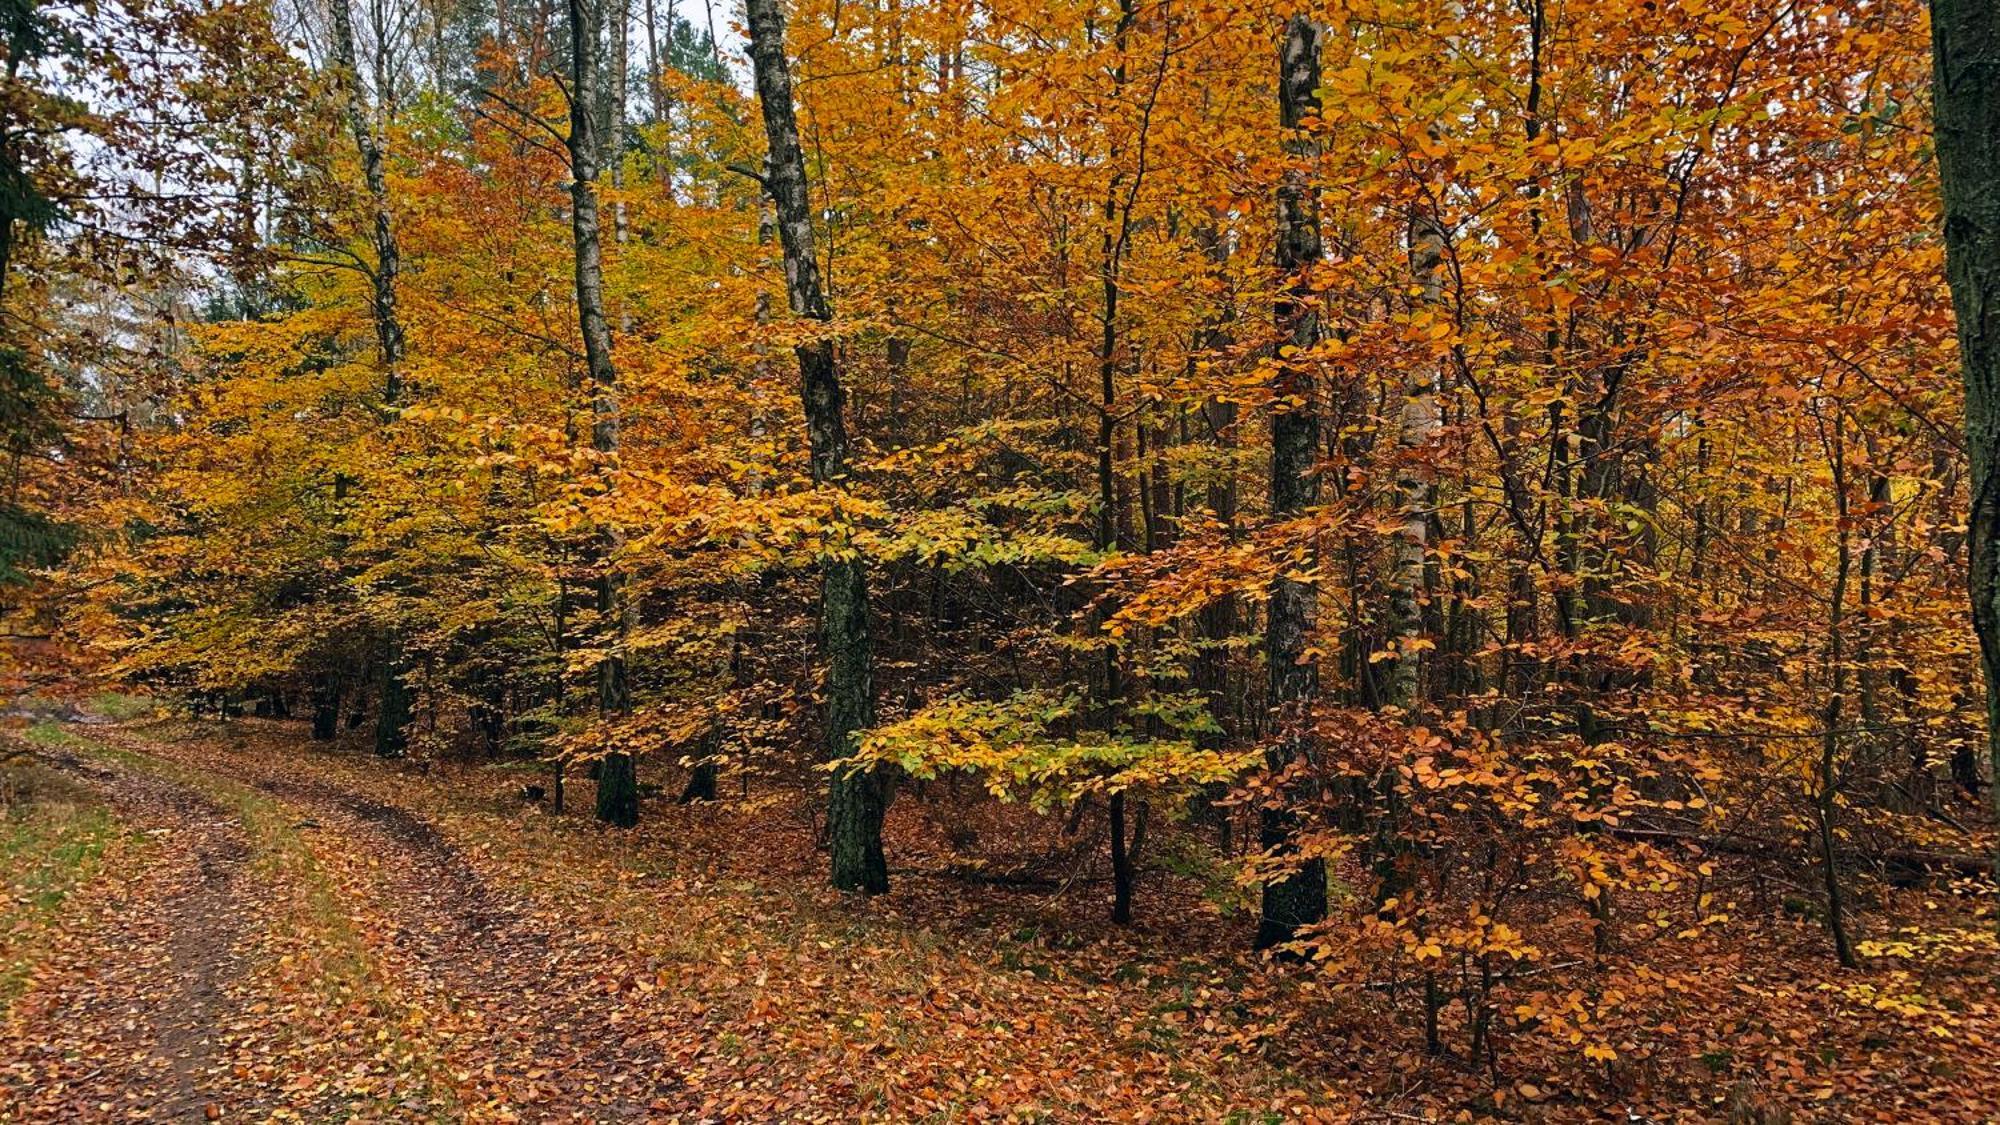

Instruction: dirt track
[3,722,685,1122]
[2,739,255,1121]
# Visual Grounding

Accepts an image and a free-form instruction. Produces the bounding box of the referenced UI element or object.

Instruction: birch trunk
[1388,211,1445,712]
[568,0,637,826]
[746,0,887,893]
[609,0,630,245]
[328,0,403,404]
[329,0,413,758]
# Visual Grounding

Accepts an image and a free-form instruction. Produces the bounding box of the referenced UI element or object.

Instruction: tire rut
[3,740,255,1122]
[233,764,681,1119]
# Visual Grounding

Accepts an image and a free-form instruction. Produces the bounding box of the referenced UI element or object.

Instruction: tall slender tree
[1389,210,1444,710]
[568,0,638,826]
[328,0,404,403]
[1929,0,2000,913]
[1094,0,1140,927]
[745,0,888,892]
[607,0,629,245]
[1257,13,1329,951]
[328,0,415,757]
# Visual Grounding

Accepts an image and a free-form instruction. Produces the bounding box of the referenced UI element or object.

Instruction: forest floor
[1,700,1996,1123]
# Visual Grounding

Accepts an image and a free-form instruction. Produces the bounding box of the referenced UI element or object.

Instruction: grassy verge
[85,692,164,723]
[0,752,126,1009]
[21,721,456,1118]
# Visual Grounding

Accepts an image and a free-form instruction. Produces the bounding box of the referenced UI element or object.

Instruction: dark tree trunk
[1089,0,1141,924]
[375,643,411,758]
[1256,13,1329,952]
[679,721,721,802]
[1930,0,2000,918]
[679,759,719,803]
[746,0,887,894]
[1110,790,1133,924]
[1819,414,1859,968]
[569,0,638,828]
[310,671,342,741]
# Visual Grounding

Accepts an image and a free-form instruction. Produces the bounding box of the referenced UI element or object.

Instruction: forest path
[2,717,689,1122]
[74,720,688,1122]
[5,710,1346,1123]
[1,726,259,1121]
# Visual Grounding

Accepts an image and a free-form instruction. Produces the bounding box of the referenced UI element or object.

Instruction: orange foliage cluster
[12,0,1997,1116]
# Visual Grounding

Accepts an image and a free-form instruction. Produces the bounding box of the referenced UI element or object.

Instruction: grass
[0,750,127,1009]
[15,720,457,1118]
[86,692,163,723]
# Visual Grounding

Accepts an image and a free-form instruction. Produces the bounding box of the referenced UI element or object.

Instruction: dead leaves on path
[9,716,2000,1122]
[53,719,1347,1121]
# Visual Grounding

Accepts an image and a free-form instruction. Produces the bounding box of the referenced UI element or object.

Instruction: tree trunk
[746,0,887,894]
[1190,218,1239,844]
[680,716,722,802]
[1930,0,2000,920]
[330,0,416,759]
[568,0,638,828]
[1818,410,1859,968]
[1256,13,1329,952]
[609,0,630,245]
[1388,210,1445,711]
[310,671,342,741]
[328,0,404,405]
[1109,790,1133,924]
[374,641,411,758]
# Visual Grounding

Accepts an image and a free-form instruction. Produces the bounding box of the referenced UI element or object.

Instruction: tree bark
[1389,210,1444,712]
[679,724,721,803]
[374,639,411,758]
[1930,0,2000,921]
[1256,13,1329,952]
[328,0,404,405]
[1818,409,1859,967]
[310,671,342,741]
[329,0,415,760]
[746,0,887,894]
[1094,0,1140,926]
[1190,217,1239,843]
[568,0,638,827]
[608,0,630,245]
